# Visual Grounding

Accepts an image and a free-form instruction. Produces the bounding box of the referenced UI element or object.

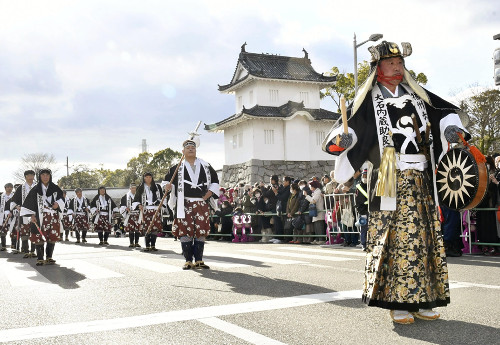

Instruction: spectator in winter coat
[305,180,326,245]
[298,180,313,243]
[285,183,301,243]
[218,200,233,241]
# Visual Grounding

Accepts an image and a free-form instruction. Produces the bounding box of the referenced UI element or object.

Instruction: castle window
[300,91,309,106]
[264,129,274,144]
[269,89,279,103]
[316,131,325,146]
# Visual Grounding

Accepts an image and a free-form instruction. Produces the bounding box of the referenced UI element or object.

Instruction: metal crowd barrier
[323,193,361,238]
[461,207,500,254]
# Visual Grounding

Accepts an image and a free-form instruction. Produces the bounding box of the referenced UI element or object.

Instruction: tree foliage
[14,153,58,183]
[459,88,500,154]
[57,164,101,189]
[55,147,182,189]
[321,60,428,112]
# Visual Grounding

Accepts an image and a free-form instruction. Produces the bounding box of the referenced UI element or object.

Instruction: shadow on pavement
[196,270,333,298]
[3,254,86,289]
[393,319,499,345]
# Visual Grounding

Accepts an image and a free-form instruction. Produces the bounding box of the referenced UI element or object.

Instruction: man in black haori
[323,41,470,324]
[20,169,64,266]
[67,188,91,244]
[120,183,141,248]
[90,186,118,245]
[163,137,219,270]
[0,183,15,251]
[134,173,164,252]
[9,170,37,257]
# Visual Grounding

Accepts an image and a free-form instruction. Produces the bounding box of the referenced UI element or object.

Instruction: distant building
[206,44,339,186]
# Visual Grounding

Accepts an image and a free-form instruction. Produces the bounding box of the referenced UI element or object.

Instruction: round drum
[436,147,488,210]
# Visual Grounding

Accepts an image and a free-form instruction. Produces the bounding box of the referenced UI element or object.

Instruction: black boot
[1,235,6,250]
[45,242,56,264]
[36,245,44,265]
[193,239,209,269]
[75,230,80,243]
[98,232,104,245]
[129,231,135,247]
[82,230,87,243]
[22,239,30,257]
[181,241,194,269]
[143,234,151,251]
[135,232,140,245]
[103,232,109,245]
[30,242,36,257]
[150,234,158,251]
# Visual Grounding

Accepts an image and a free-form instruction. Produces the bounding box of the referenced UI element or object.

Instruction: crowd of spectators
[209,172,365,248]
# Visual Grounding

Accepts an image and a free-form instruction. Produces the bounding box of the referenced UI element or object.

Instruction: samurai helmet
[368,41,412,65]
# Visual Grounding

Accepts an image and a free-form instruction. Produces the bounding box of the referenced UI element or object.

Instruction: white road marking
[57,259,124,279]
[0,289,361,343]
[207,251,307,265]
[277,246,367,257]
[0,259,59,288]
[110,256,182,273]
[449,281,500,290]
[243,249,354,262]
[0,281,497,343]
[198,317,287,345]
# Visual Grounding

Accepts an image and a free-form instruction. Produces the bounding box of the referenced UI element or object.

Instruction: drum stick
[341,96,348,134]
[411,114,422,143]
[336,96,348,146]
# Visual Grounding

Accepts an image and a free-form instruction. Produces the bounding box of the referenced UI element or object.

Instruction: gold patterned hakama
[362,169,450,311]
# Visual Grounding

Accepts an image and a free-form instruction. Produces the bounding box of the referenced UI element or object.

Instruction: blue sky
[0,0,498,185]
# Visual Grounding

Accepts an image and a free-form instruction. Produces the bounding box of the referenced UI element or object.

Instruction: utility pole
[66,156,69,177]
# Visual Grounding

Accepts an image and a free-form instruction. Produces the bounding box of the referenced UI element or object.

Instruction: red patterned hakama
[124,212,141,233]
[172,200,210,238]
[95,214,112,232]
[30,212,61,244]
[74,214,89,231]
[142,209,162,234]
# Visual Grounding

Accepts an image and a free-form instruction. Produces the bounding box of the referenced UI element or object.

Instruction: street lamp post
[354,33,383,95]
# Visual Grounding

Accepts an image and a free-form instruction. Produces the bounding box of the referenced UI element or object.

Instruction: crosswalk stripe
[276,246,367,257]
[243,249,355,262]
[109,256,182,273]
[57,259,124,279]
[199,317,287,345]
[0,259,59,288]
[207,251,307,265]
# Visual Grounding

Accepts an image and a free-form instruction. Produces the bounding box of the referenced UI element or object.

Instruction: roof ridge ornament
[241,42,247,53]
[302,48,308,59]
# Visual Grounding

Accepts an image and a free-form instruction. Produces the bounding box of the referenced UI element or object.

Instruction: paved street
[0,236,498,345]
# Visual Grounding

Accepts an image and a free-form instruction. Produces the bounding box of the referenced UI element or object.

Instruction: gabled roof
[218,45,336,92]
[205,101,340,132]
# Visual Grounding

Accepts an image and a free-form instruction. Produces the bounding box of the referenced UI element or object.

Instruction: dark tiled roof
[205,101,340,131]
[218,50,336,91]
